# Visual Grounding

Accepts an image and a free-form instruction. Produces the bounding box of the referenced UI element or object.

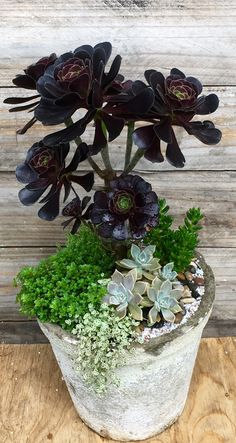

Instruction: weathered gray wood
[1,86,236,172]
[0,0,235,343]
[1,319,236,344]
[1,247,236,328]
[0,321,48,344]
[0,171,235,247]
[0,1,236,85]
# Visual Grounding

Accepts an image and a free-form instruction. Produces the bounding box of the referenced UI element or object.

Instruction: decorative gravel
[139,259,205,342]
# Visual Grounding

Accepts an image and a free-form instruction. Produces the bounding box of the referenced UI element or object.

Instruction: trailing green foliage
[72,304,138,394]
[145,199,203,273]
[15,226,115,329]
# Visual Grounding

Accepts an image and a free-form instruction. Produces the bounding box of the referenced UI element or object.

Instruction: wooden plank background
[0,0,236,342]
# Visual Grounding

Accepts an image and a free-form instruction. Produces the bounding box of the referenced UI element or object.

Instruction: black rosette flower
[4,54,57,133]
[133,68,222,167]
[90,175,159,240]
[32,42,128,148]
[16,141,94,221]
[62,196,92,234]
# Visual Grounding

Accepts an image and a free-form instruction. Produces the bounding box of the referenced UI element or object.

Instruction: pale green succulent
[158,262,177,281]
[103,268,147,321]
[117,244,160,279]
[147,278,183,324]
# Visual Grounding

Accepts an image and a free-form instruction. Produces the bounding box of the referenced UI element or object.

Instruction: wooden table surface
[0,337,235,443]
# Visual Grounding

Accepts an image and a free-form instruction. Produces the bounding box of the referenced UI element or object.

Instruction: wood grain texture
[0,1,236,85]
[0,0,236,340]
[0,247,236,326]
[0,171,235,247]
[2,319,236,344]
[1,86,236,172]
[0,338,235,442]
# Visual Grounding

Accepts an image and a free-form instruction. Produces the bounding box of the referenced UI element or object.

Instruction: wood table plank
[0,1,236,85]
[0,338,235,442]
[1,87,236,172]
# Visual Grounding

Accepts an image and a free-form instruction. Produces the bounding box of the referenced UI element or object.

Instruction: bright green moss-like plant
[15,226,115,330]
[145,199,203,273]
[72,304,138,394]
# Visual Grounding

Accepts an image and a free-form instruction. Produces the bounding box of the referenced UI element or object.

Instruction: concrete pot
[38,253,215,441]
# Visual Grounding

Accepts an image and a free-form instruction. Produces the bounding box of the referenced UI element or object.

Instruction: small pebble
[177,272,186,281]
[185,271,193,281]
[194,276,205,286]
[188,265,197,274]
[181,297,196,304]
[182,286,192,298]
[174,312,183,324]
[139,258,204,342]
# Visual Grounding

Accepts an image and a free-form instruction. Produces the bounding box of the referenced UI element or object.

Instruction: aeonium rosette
[4,41,222,242]
[3,54,57,133]
[62,196,92,234]
[16,141,94,220]
[130,68,221,167]
[90,174,159,240]
[4,42,155,153]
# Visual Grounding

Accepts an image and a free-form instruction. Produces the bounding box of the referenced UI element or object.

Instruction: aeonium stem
[64,117,104,180]
[88,156,104,179]
[124,149,144,174]
[100,144,113,173]
[124,121,135,170]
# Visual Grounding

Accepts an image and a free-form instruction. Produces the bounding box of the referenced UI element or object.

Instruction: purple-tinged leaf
[19,187,47,205]
[154,119,172,143]
[166,129,185,168]
[194,94,219,115]
[70,172,94,192]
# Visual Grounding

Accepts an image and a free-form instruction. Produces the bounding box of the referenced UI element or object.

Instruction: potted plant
[5,42,220,441]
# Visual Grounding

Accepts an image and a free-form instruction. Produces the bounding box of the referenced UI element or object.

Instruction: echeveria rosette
[16,141,94,221]
[62,196,92,234]
[147,278,183,324]
[133,68,222,167]
[90,174,159,241]
[117,244,160,279]
[103,269,146,321]
[158,262,177,281]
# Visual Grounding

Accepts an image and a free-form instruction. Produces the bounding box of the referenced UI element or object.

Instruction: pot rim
[38,251,215,352]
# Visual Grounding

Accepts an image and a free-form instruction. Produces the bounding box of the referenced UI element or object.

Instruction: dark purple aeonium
[3,54,57,133]
[16,141,94,221]
[62,196,92,234]
[90,175,159,240]
[37,43,154,152]
[130,68,222,167]
[32,42,127,148]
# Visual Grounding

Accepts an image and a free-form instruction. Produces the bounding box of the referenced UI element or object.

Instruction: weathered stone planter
[38,253,215,441]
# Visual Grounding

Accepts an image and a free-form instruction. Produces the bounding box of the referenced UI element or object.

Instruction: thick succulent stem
[124,149,144,174]
[87,156,104,179]
[124,121,135,170]
[101,144,113,173]
[64,117,104,180]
